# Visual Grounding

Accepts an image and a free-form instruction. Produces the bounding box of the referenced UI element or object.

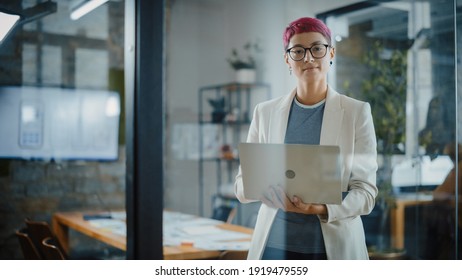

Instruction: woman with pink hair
[235,17,378,259]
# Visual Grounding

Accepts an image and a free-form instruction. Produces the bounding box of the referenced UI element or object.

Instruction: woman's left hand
[261,186,327,215]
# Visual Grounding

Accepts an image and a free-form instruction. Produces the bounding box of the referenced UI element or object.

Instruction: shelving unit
[198,82,271,220]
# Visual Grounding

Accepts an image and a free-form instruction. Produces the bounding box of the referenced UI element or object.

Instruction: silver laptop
[238,143,343,204]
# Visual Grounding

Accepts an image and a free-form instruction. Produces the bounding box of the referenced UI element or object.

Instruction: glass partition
[163,0,461,260]
[0,0,125,260]
[321,0,460,259]
[455,0,461,260]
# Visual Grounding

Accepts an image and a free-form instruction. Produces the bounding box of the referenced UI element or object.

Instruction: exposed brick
[24,183,48,197]
[98,193,125,210]
[99,181,119,193]
[16,197,60,213]
[57,194,91,211]
[0,178,10,193]
[116,178,126,192]
[11,165,45,182]
[75,178,103,194]
[9,183,26,198]
[47,164,98,179]
[0,199,16,214]
[46,181,73,196]
[0,160,10,177]
[99,162,125,178]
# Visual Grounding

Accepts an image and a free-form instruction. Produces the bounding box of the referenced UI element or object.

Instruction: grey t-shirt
[265,96,326,254]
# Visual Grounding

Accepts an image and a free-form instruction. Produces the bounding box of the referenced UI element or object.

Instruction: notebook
[238,143,343,204]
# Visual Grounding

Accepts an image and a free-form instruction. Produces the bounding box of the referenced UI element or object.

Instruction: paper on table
[88,219,126,236]
[193,240,251,251]
[201,229,250,242]
[163,215,252,250]
[110,211,126,220]
[164,211,196,221]
[181,225,223,235]
[86,211,252,248]
[164,235,251,251]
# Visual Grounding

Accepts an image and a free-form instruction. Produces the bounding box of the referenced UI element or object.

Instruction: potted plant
[227,40,262,83]
[207,96,226,123]
[359,41,407,258]
[361,41,407,258]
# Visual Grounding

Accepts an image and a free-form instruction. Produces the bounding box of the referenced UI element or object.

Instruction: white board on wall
[0,86,120,161]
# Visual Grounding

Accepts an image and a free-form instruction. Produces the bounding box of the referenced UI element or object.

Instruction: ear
[284,52,290,67]
[330,46,336,61]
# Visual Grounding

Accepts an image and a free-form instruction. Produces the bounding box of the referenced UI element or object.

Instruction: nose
[304,51,314,63]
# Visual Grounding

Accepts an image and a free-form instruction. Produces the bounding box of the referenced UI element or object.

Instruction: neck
[295,80,328,105]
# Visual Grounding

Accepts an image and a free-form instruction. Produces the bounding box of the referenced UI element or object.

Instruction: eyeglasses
[286,44,330,61]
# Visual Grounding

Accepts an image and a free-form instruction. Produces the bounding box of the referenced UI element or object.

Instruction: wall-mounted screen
[0,86,120,161]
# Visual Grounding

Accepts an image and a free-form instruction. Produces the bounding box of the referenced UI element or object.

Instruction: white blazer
[234,87,378,260]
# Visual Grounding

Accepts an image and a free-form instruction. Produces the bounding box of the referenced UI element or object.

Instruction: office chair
[25,218,68,259]
[218,250,248,260]
[41,237,66,260]
[26,218,119,260]
[15,228,42,260]
[212,205,237,224]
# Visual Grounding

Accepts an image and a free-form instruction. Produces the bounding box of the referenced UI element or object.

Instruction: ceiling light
[70,0,109,20]
[0,1,56,46]
[0,11,20,44]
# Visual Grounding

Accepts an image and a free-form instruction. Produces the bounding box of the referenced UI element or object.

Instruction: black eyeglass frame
[286,44,331,61]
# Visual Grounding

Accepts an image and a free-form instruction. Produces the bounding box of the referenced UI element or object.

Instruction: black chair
[218,250,248,260]
[26,218,122,260]
[41,237,66,260]
[25,218,68,259]
[212,205,237,224]
[15,228,42,260]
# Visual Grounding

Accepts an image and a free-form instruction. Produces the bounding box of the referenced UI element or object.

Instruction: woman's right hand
[260,186,327,216]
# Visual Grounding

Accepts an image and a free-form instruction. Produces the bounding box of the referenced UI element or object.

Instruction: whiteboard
[0,86,120,161]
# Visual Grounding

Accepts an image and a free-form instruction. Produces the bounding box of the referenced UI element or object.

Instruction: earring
[289,67,292,75]
[330,61,333,66]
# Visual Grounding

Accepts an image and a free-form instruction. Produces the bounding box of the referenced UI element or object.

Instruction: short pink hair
[283,17,331,50]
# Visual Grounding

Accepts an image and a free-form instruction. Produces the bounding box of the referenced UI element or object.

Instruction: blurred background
[0,0,461,260]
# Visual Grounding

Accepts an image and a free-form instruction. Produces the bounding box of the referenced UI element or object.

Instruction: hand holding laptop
[259,185,328,215]
[238,143,344,205]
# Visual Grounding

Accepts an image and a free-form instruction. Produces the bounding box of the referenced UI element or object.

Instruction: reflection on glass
[0,0,126,260]
[323,0,459,259]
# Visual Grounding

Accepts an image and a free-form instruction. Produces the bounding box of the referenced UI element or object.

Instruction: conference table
[52,210,253,260]
[53,194,435,258]
[389,192,434,250]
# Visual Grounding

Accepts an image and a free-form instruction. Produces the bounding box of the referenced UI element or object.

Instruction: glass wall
[0,0,125,259]
[163,0,361,228]
[164,0,461,260]
[3,0,459,261]
[321,0,460,259]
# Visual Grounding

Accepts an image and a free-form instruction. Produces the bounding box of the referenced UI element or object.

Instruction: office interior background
[0,0,461,259]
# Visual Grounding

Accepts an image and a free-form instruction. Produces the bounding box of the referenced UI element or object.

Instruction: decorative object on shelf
[225,107,240,123]
[235,69,256,84]
[207,96,226,123]
[198,83,271,217]
[227,40,262,84]
[220,144,234,160]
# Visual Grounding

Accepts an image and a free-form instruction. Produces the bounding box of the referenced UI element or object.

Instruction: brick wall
[0,147,126,259]
[0,1,126,259]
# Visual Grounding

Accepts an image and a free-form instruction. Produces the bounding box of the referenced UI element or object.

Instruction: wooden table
[52,211,253,260]
[389,193,433,249]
